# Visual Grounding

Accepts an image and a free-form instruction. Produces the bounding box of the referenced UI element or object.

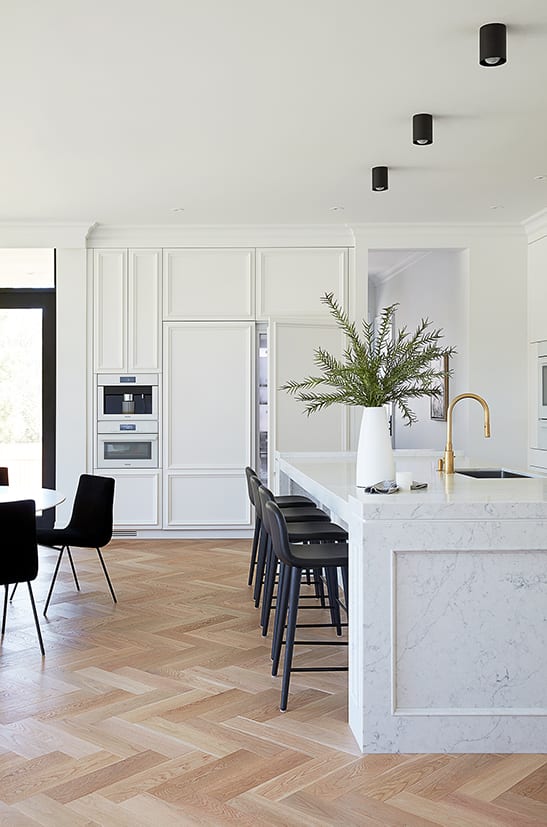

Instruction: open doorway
[368,248,468,450]
[0,249,56,527]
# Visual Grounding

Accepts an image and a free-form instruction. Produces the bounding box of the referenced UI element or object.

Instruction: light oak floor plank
[0,538,545,826]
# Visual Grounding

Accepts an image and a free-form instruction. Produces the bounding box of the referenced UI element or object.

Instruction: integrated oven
[97,421,159,468]
[97,374,159,421]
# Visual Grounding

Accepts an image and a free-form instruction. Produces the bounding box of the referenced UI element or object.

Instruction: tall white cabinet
[163,322,254,528]
[90,240,351,535]
[92,248,162,529]
[93,249,162,373]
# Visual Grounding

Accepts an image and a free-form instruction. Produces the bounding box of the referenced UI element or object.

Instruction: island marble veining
[276,451,547,753]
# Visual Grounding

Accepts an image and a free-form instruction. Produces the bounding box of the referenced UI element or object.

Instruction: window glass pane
[0,249,54,288]
[0,308,42,486]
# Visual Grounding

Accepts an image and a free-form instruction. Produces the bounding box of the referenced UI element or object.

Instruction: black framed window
[0,256,56,528]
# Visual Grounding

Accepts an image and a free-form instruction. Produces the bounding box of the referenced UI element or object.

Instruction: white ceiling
[2,0,547,227]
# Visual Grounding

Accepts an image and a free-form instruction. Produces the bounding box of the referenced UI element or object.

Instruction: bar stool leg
[272,562,290,673]
[247,516,261,586]
[280,565,302,711]
[324,566,342,635]
[260,543,277,635]
[341,565,349,617]
[253,528,268,607]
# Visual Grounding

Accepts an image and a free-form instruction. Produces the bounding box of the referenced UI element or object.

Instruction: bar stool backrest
[264,499,298,568]
[249,474,264,518]
[244,466,259,506]
[257,485,276,527]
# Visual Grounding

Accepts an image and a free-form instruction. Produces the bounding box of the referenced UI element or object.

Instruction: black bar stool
[264,498,348,711]
[249,475,330,608]
[257,484,347,637]
[244,467,314,587]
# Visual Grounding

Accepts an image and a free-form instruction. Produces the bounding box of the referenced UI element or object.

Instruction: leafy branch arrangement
[282,292,456,426]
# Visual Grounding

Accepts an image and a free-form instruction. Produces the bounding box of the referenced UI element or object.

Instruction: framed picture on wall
[430,354,449,421]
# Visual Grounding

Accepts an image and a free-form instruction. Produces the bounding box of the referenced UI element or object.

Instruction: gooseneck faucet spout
[443,393,491,474]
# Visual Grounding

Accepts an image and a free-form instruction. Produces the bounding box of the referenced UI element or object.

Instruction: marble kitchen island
[276,451,547,754]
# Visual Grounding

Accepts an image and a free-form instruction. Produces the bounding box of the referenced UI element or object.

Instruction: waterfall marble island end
[276,451,547,754]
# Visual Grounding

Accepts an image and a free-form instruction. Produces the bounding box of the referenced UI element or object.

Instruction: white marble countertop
[277,450,547,521]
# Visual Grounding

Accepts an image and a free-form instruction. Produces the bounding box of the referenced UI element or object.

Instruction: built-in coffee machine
[97,374,158,420]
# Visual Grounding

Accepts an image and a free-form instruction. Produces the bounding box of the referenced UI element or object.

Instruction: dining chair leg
[65,547,80,591]
[96,548,117,603]
[280,566,302,711]
[247,516,261,586]
[43,546,66,616]
[9,583,18,601]
[2,585,7,635]
[27,582,45,656]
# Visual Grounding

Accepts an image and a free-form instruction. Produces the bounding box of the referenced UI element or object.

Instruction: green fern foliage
[282,293,456,426]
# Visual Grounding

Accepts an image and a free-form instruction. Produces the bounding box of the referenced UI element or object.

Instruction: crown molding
[522,209,547,243]
[85,221,529,249]
[86,223,355,248]
[0,222,92,248]
[349,222,525,246]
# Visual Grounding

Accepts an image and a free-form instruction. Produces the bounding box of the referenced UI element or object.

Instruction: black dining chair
[0,467,9,485]
[37,474,116,615]
[0,499,45,656]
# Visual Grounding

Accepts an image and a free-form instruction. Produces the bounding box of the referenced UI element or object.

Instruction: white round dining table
[0,486,65,510]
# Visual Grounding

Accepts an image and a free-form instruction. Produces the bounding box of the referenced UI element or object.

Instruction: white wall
[352,226,528,469]
[525,214,547,467]
[372,249,468,451]
[56,248,88,524]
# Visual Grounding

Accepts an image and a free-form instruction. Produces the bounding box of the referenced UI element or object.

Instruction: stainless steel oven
[97,421,158,468]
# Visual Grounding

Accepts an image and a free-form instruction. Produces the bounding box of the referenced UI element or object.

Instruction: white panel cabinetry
[163,248,254,319]
[256,247,347,319]
[163,321,254,528]
[528,237,547,345]
[93,248,162,373]
[96,469,161,527]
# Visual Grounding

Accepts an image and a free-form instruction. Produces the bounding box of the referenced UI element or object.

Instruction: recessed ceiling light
[534,175,547,181]
[170,207,185,212]
[329,206,345,212]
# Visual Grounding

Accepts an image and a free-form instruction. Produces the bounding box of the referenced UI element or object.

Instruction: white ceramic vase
[356,406,395,488]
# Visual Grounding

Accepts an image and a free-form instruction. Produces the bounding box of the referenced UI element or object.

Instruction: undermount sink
[455,469,530,479]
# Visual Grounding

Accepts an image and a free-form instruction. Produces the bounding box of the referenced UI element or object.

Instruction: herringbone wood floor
[0,538,546,826]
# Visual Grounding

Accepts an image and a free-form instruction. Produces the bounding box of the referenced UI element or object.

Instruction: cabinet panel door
[100,470,160,527]
[165,471,249,526]
[256,248,347,319]
[270,319,349,476]
[163,249,254,319]
[128,249,162,372]
[164,321,253,468]
[528,237,547,344]
[93,250,127,372]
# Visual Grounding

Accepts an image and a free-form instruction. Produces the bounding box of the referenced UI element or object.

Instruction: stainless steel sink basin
[455,469,530,479]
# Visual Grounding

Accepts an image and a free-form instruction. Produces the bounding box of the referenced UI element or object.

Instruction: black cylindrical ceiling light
[412,113,433,145]
[372,166,388,191]
[479,22,507,66]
